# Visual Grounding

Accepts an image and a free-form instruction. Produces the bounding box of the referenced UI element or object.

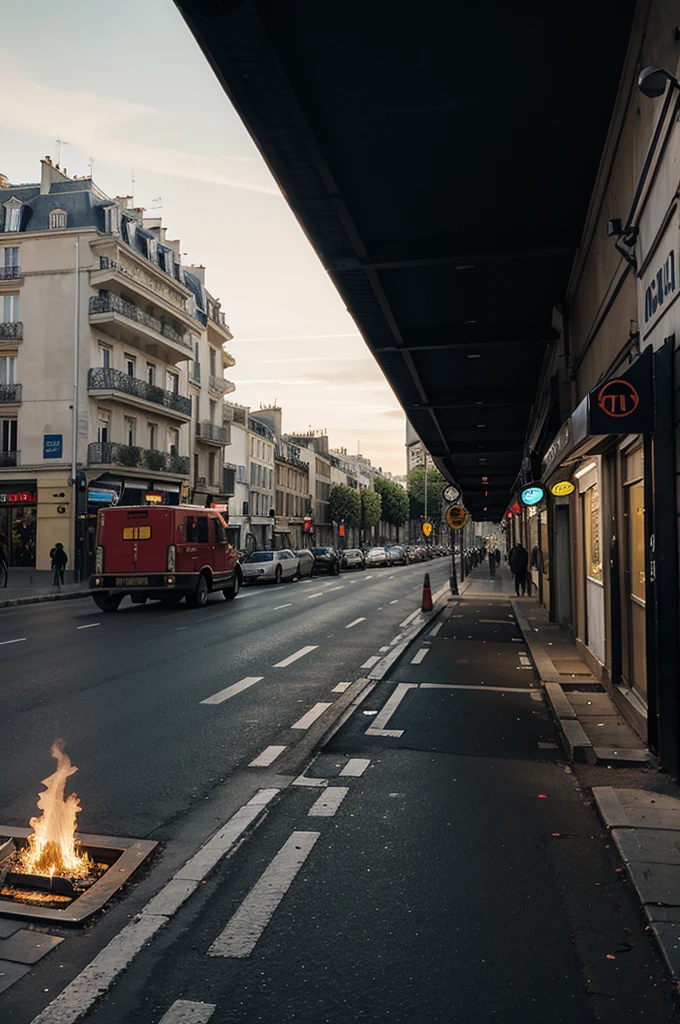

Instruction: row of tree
[328,470,446,540]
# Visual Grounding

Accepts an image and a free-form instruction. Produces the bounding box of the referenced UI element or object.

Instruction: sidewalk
[0,568,89,609]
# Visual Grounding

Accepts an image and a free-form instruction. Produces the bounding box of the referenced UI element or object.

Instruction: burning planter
[0,741,156,924]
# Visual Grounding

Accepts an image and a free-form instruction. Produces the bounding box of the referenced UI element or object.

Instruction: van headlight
[95,546,104,573]
[167,544,176,571]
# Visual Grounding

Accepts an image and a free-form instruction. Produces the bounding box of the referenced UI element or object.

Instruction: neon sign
[520,484,546,507]
[0,491,37,504]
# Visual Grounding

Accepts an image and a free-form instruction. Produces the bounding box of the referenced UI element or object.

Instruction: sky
[0,0,407,474]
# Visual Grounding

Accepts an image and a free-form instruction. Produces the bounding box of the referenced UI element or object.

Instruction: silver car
[365,546,387,567]
[241,549,299,584]
[294,549,315,578]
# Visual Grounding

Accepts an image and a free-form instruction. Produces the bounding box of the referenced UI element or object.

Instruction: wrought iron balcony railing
[88,442,190,476]
[88,294,191,350]
[87,367,191,416]
[0,383,21,403]
[0,265,21,280]
[0,322,22,340]
[196,420,231,444]
[0,450,18,467]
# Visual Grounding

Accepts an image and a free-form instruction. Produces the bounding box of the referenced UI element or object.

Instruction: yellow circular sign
[550,480,575,497]
[422,521,433,537]
[446,504,467,530]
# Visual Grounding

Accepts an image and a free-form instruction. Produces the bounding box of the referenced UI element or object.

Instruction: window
[209,347,217,376]
[49,209,67,229]
[213,517,226,544]
[208,451,216,484]
[124,417,136,447]
[148,423,157,450]
[3,199,21,233]
[168,427,179,456]
[0,355,17,385]
[209,399,217,424]
[1,418,17,452]
[2,295,20,322]
[97,412,109,444]
[146,363,155,386]
[147,238,157,263]
[184,515,209,544]
[125,355,136,378]
[585,482,602,582]
[236,464,246,484]
[160,247,174,276]
[2,247,19,274]
[166,371,179,395]
[103,205,121,235]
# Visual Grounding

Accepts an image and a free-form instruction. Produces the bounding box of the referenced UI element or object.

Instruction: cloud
[0,51,279,195]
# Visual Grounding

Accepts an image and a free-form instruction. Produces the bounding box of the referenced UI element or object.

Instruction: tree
[408,465,447,522]
[375,477,409,536]
[329,484,361,528]
[360,489,382,541]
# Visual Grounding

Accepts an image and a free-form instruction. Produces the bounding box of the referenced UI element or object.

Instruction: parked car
[406,545,424,563]
[241,549,299,585]
[311,546,341,575]
[385,545,407,566]
[90,505,241,611]
[365,546,388,567]
[294,549,315,577]
[340,548,365,571]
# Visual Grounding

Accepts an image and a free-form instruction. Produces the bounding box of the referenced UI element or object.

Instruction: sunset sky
[0,0,407,474]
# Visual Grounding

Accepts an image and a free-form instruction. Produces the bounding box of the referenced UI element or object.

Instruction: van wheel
[224,570,240,600]
[187,573,210,608]
[93,594,122,613]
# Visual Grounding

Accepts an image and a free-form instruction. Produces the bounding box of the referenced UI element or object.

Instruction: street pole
[72,238,80,580]
[450,525,458,594]
[424,455,428,547]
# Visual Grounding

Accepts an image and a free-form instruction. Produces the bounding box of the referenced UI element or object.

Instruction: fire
[17,740,92,879]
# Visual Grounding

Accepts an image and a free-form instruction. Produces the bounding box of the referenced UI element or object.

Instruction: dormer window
[49,209,67,229]
[3,198,22,233]
[147,238,157,263]
[123,217,137,247]
[103,204,120,235]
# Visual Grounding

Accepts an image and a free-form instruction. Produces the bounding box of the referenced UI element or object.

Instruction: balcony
[0,451,18,467]
[189,361,201,385]
[0,266,21,281]
[88,442,189,477]
[0,322,22,340]
[208,374,236,398]
[87,368,191,420]
[88,294,192,363]
[196,420,231,446]
[0,383,21,403]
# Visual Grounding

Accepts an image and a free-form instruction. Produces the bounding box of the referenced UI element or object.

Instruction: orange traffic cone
[422,572,433,612]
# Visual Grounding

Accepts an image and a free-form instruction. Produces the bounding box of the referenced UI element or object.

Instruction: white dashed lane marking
[361,655,381,669]
[159,1001,216,1024]
[274,645,318,668]
[346,617,366,629]
[249,745,287,767]
[331,681,352,693]
[201,677,263,705]
[340,758,370,777]
[308,787,348,817]
[273,603,292,610]
[77,623,100,630]
[411,648,429,665]
[291,703,333,729]
[0,638,26,646]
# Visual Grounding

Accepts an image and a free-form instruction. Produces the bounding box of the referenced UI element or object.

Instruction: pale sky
[0,0,407,474]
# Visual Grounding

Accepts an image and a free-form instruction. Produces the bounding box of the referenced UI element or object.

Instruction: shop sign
[43,434,63,459]
[520,483,546,507]
[542,420,571,475]
[145,491,164,505]
[643,247,676,335]
[0,489,36,504]
[588,347,653,435]
[88,489,118,505]
[550,480,575,497]
[445,504,467,529]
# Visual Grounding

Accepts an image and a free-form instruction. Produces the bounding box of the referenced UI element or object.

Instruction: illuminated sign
[421,521,433,538]
[550,480,575,497]
[596,378,640,419]
[520,484,545,507]
[145,492,164,504]
[43,433,63,459]
[0,491,36,504]
[88,489,118,505]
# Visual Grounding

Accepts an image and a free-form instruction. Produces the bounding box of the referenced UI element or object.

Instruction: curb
[0,589,91,609]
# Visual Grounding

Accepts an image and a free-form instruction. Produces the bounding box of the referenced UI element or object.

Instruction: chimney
[40,156,71,194]
[188,264,206,285]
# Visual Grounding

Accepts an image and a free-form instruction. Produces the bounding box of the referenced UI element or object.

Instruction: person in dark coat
[50,542,68,586]
[0,533,8,588]
[509,543,529,596]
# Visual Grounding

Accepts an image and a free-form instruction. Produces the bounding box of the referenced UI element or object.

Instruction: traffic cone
[422,572,433,612]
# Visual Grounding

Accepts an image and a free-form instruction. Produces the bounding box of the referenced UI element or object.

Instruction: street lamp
[638,65,680,98]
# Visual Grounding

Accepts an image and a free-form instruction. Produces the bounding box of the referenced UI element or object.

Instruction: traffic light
[76,471,87,492]
[338,522,345,538]
[303,516,313,533]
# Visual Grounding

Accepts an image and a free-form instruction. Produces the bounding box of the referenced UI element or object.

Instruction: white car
[241,549,299,584]
[365,546,387,567]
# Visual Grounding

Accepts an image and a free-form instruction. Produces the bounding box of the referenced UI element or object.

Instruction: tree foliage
[374,476,409,526]
[360,489,382,529]
[408,466,447,521]
[329,484,361,528]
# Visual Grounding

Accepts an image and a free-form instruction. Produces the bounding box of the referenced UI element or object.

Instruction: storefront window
[585,483,602,581]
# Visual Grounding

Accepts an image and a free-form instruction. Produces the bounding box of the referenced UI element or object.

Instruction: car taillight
[95,546,104,573]
[167,544,176,571]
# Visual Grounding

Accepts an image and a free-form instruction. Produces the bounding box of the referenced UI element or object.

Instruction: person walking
[509,542,529,596]
[0,532,8,588]
[50,542,68,588]
[489,546,496,576]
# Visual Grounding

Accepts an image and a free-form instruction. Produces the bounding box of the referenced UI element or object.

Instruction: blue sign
[88,489,118,505]
[43,434,63,459]
[520,483,546,507]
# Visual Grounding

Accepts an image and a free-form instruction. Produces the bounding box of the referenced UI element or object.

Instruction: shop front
[0,482,37,566]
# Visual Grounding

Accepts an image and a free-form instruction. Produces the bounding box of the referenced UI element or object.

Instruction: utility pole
[423,453,429,545]
[72,239,81,579]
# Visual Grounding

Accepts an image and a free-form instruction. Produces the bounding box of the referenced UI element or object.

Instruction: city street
[2,563,677,1024]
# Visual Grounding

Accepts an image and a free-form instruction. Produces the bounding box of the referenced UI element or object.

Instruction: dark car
[340,548,365,571]
[311,546,341,576]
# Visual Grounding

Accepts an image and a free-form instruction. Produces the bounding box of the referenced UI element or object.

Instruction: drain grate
[0,826,156,925]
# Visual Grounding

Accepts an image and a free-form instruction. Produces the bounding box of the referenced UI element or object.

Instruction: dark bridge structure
[176,0,635,518]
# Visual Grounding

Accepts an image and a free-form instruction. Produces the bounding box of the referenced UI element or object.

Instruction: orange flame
[17,740,91,879]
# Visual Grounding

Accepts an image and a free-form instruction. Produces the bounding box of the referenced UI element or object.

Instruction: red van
[90,505,242,612]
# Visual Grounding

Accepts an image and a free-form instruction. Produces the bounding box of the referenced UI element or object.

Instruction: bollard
[422,572,433,612]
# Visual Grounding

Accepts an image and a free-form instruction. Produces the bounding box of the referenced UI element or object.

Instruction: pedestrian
[509,542,529,596]
[489,547,496,576]
[495,548,501,565]
[50,542,68,588]
[0,532,8,588]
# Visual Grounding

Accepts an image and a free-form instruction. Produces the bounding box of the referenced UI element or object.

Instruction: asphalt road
[2,563,678,1024]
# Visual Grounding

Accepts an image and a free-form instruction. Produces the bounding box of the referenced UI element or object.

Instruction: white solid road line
[340,758,370,777]
[201,676,263,705]
[159,1001,216,1024]
[429,623,443,636]
[306,591,324,599]
[207,831,320,958]
[273,603,292,610]
[291,702,332,729]
[364,574,374,579]
[420,683,535,693]
[366,683,417,737]
[249,745,287,768]
[274,645,318,668]
[361,655,381,669]
[30,790,279,1024]
[411,648,429,664]
[76,623,100,630]
[331,681,352,693]
[308,787,348,817]
[346,617,366,629]
[0,637,26,646]
[327,585,344,592]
